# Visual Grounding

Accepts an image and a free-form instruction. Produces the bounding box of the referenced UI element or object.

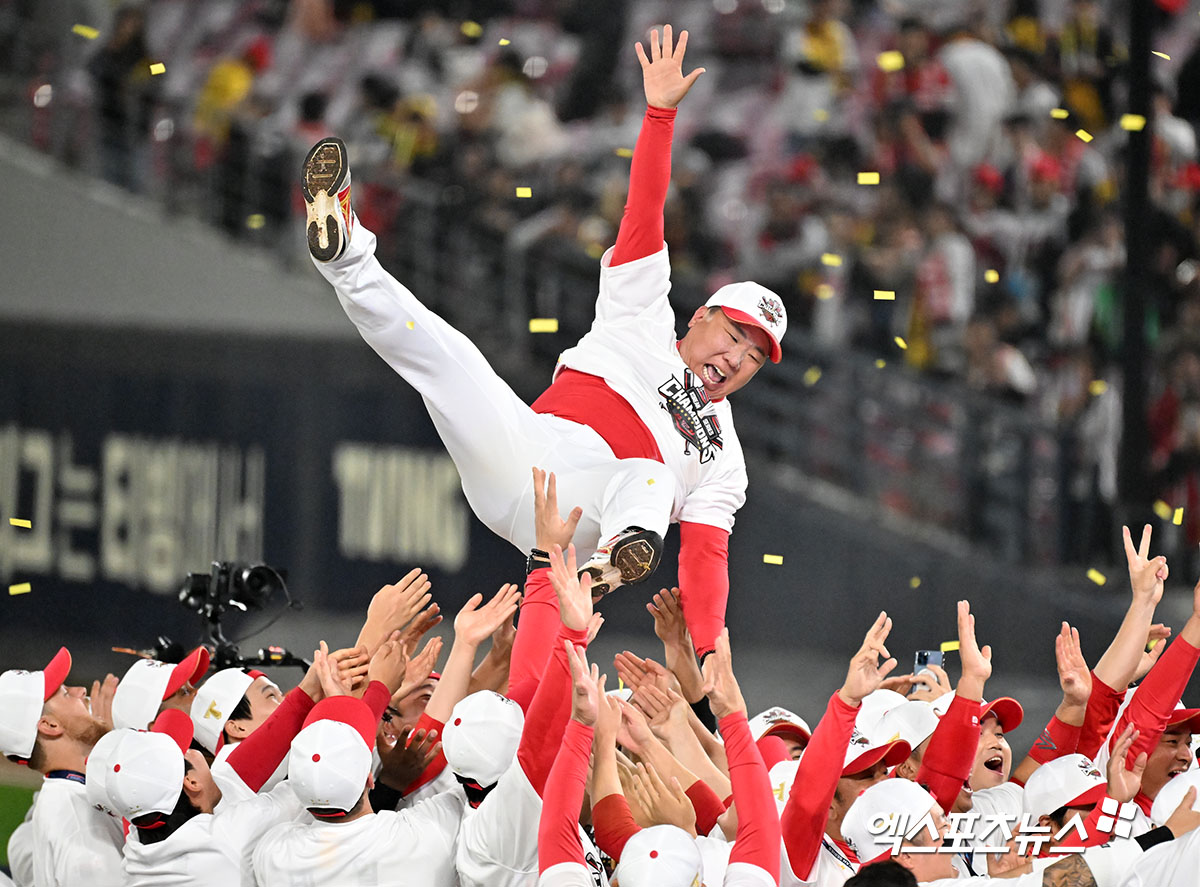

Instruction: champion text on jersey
[658,370,724,463]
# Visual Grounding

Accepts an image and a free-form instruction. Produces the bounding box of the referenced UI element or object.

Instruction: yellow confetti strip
[72,24,100,39]
[909,576,921,589]
[647,478,655,486]
[615,147,633,158]
[894,336,908,350]
[1050,108,1070,119]
[245,214,265,230]
[875,359,886,368]
[984,269,999,283]
[874,290,895,301]
[763,554,784,565]
[821,253,842,267]
[406,321,415,330]
[813,108,829,122]
[9,518,31,528]
[529,318,558,333]
[498,38,511,46]
[1120,114,1147,132]
[1075,129,1093,143]
[815,284,834,300]
[1153,499,1173,521]
[1088,379,1108,395]
[857,171,881,185]
[461,20,483,38]
[803,366,822,387]
[1152,51,1171,60]
[1087,568,1106,586]
[876,50,905,72]
[940,640,960,653]
[8,583,31,596]
[1174,507,1184,526]
[515,186,532,198]
[149,62,166,75]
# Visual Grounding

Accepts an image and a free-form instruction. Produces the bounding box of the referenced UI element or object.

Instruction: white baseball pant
[315,219,675,559]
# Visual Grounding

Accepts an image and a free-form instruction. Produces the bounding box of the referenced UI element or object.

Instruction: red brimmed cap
[981,697,1024,732]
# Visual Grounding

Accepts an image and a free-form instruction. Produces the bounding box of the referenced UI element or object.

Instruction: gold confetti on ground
[1120,114,1147,132]
[8,518,32,528]
[813,108,829,122]
[72,24,100,39]
[1174,507,1184,526]
[647,478,655,485]
[498,38,511,46]
[876,51,905,72]
[406,321,415,330]
[8,583,31,596]
[984,269,999,283]
[803,366,822,386]
[1075,129,1093,143]
[763,554,784,565]
[1050,108,1070,119]
[1152,50,1171,60]
[940,640,960,653]
[874,290,895,300]
[615,147,633,158]
[857,171,881,185]
[821,253,842,267]
[815,284,834,300]
[1088,379,1108,395]
[245,214,265,230]
[461,20,483,38]
[1087,568,1106,585]
[894,336,908,350]
[875,359,886,368]
[1153,499,1173,521]
[529,318,559,333]
[149,62,166,75]
[515,186,532,198]
[909,576,921,589]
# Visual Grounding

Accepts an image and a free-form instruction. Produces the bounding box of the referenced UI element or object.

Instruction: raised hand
[649,587,690,651]
[596,689,623,746]
[396,602,442,651]
[955,600,992,701]
[377,725,441,792]
[586,613,605,645]
[614,651,678,695]
[701,628,746,720]
[454,583,522,647]
[1106,723,1146,803]
[1122,525,1168,606]
[1055,622,1092,708]
[565,640,604,727]
[1133,625,1172,683]
[89,673,118,731]
[629,762,697,835]
[839,612,898,706]
[634,684,689,742]
[365,568,433,640]
[329,645,371,694]
[393,636,443,701]
[314,641,352,698]
[635,25,706,110]
[1166,787,1200,838]
[908,664,953,702]
[547,544,592,632]
[367,637,411,695]
[533,467,583,552]
[617,698,655,754]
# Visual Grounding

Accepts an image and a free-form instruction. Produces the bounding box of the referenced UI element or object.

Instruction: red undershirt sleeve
[225,686,315,792]
[591,792,641,860]
[1027,715,1082,767]
[916,693,981,813]
[611,105,676,267]
[685,778,727,837]
[1077,672,1124,759]
[508,569,558,712]
[518,624,590,796]
[677,521,730,658]
[1110,637,1200,765]
[538,719,595,873]
[722,710,781,881]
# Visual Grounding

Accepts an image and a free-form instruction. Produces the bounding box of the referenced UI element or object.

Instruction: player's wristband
[526,548,551,574]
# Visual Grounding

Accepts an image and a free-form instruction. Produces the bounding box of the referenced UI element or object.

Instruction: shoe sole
[302,138,348,262]
[584,534,662,600]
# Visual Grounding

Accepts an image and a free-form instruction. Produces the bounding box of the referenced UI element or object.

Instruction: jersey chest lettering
[657,369,723,463]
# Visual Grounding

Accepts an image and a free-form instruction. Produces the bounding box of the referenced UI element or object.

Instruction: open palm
[636,25,705,109]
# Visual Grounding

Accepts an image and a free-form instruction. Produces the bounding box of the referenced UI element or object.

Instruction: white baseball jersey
[394,762,458,812]
[779,834,858,887]
[556,246,748,532]
[6,793,36,887]
[29,776,124,887]
[457,759,608,887]
[965,782,1023,875]
[1119,827,1200,886]
[122,781,304,886]
[253,789,465,887]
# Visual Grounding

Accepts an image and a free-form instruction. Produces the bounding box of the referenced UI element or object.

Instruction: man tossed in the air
[301,25,785,658]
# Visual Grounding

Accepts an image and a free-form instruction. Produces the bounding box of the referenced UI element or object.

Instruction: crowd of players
[2,474,1200,886]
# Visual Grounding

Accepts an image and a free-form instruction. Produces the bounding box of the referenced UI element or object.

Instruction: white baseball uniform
[29,776,124,887]
[779,835,859,887]
[1118,827,1200,886]
[252,789,465,887]
[315,220,746,558]
[6,794,35,887]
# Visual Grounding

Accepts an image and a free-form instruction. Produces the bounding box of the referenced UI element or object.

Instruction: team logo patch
[658,369,724,463]
[757,295,784,327]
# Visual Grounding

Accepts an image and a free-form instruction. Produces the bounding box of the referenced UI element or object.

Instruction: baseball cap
[980,697,1024,732]
[874,700,940,754]
[843,779,940,865]
[112,647,211,730]
[748,706,812,747]
[289,697,377,816]
[844,723,911,776]
[442,691,524,788]
[1022,754,1106,820]
[106,709,196,822]
[1166,705,1200,735]
[706,282,786,363]
[1150,769,1200,826]
[612,824,702,887]
[84,727,137,816]
[0,647,73,761]
[191,668,273,754]
[858,689,909,734]
[768,759,800,814]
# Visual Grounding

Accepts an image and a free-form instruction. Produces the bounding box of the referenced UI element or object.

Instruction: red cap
[1166,708,1200,735]
[42,647,72,702]
[164,648,211,699]
[981,697,1024,732]
[152,709,195,753]
[302,697,377,751]
[845,739,912,776]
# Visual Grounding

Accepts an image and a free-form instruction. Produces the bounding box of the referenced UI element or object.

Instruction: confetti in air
[1174,507,1184,526]
[763,554,784,565]
[815,284,834,300]
[515,186,532,198]
[984,269,999,283]
[1153,500,1173,521]
[874,290,895,301]
[246,214,265,230]
[1075,129,1093,143]
[72,24,100,39]
[1087,569,1107,586]
[460,20,483,38]
[406,321,415,330]
[894,336,908,350]
[149,62,166,75]
[940,640,960,653]
[1120,114,1147,132]
[8,519,31,528]
[8,583,31,596]
[528,318,558,333]
[1152,51,1171,60]
[1088,380,1108,395]
[498,38,511,46]
[813,108,830,122]
[876,51,905,72]
[615,147,633,158]
[875,359,886,368]
[1050,108,1070,119]
[909,576,921,589]
[803,366,822,386]
[821,253,842,267]
[857,171,881,185]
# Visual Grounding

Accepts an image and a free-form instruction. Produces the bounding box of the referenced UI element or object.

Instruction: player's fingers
[675,28,689,59]
[681,67,705,90]
[649,28,661,61]
[532,466,544,505]
[634,40,649,69]
[662,25,672,58]
[1121,525,1136,562]
[1138,523,1152,559]
[565,506,583,537]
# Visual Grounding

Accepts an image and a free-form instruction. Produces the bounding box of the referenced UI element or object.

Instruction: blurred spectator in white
[938,24,1015,174]
[964,312,1038,399]
[906,202,976,373]
[1047,210,1123,348]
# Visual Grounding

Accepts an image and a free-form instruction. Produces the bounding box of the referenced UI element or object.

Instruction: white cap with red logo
[842,779,940,865]
[84,726,137,816]
[0,647,73,761]
[112,647,211,730]
[288,697,377,816]
[613,824,702,887]
[106,709,195,822]
[706,282,786,363]
[442,691,525,788]
[748,706,812,746]
[1022,754,1106,820]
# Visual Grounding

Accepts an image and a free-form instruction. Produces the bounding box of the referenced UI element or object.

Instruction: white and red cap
[289,697,377,816]
[112,648,210,730]
[768,759,800,814]
[106,709,194,822]
[0,647,73,761]
[857,689,909,734]
[1166,704,1200,735]
[1150,769,1200,826]
[442,691,524,788]
[190,667,273,754]
[874,700,939,755]
[85,726,137,816]
[843,722,911,776]
[706,282,786,363]
[980,697,1024,732]
[842,778,940,865]
[1022,754,1106,820]
[748,706,812,747]
[613,824,703,887]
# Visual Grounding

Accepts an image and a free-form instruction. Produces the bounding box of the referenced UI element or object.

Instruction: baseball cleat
[301,137,353,262]
[579,527,663,600]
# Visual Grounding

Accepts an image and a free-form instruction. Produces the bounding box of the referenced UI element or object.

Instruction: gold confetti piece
[1153,499,1173,520]
[647,478,655,485]
[245,213,265,230]
[461,20,483,38]
[498,38,511,46]
[585,243,604,259]
[940,640,961,653]
[875,358,886,368]
[515,186,532,198]
[1174,507,1184,526]
[1087,568,1106,586]
[529,318,558,333]
[1075,129,1093,143]
[815,284,834,300]
[72,24,100,39]
[1152,50,1170,60]
[876,51,905,72]
[857,171,881,185]
[813,108,829,122]
[874,290,895,300]
[406,321,415,330]
[1148,638,1161,651]
[894,336,908,350]
[984,269,999,283]
[1120,114,1147,132]
[909,576,921,589]
[618,677,625,690]
[149,62,166,75]
[615,147,633,158]
[9,518,31,528]
[803,366,822,386]
[8,583,31,596]
[763,554,784,565]
[1050,108,1070,119]
[1088,379,1108,395]
[821,253,842,267]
